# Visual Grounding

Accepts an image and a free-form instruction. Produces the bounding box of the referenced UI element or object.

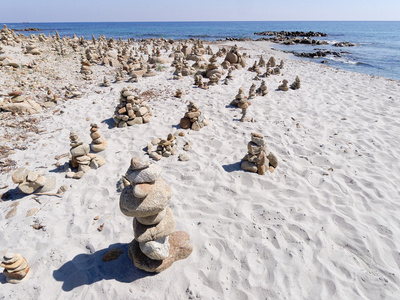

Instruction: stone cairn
[194,74,204,88]
[120,157,193,273]
[256,80,268,96]
[101,76,111,87]
[80,56,93,81]
[112,88,152,127]
[278,80,289,91]
[248,83,257,99]
[67,132,106,179]
[290,76,301,90]
[65,85,82,99]
[230,87,250,109]
[147,133,177,161]
[1,253,31,284]
[175,89,183,98]
[241,132,279,175]
[180,101,209,131]
[12,167,56,194]
[90,123,107,152]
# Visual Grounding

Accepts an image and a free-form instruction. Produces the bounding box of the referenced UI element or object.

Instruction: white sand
[1,40,400,299]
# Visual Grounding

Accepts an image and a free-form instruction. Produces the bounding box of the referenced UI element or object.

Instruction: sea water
[4,21,400,81]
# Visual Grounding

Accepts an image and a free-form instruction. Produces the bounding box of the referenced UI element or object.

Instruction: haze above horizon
[1,0,399,23]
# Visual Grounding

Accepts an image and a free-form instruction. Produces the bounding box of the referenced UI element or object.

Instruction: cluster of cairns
[23,41,41,55]
[67,132,106,179]
[1,253,31,284]
[180,101,210,131]
[112,88,152,127]
[278,76,301,91]
[0,89,42,114]
[147,133,177,161]
[120,157,193,272]
[12,167,56,194]
[241,132,279,175]
[90,123,108,152]
[262,57,284,77]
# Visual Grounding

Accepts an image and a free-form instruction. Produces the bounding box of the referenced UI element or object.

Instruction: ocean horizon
[4,21,400,80]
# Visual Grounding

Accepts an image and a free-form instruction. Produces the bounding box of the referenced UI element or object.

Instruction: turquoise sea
[4,21,400,81]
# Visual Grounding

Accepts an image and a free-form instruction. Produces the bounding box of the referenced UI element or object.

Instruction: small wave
[327,55,372,66]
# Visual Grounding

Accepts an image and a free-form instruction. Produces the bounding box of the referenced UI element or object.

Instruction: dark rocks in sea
[12,28,41,32]
[333,41,356,47]
[224,37,254,42]
[292,50,344,58]
[254,31,328,37]
[256,36,328,46]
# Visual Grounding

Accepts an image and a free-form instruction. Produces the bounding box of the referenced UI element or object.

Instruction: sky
[0,0,399,23]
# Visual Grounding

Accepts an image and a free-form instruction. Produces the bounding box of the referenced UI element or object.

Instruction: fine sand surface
[1,39,400,299]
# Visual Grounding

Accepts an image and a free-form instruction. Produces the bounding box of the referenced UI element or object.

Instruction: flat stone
[35,176,46,187]
[90,131,101,140]
[70,143,90,157]
[251,135,265,146]
[91,140,107,152]
[26,171,39,182]
[120,179,172,217]
[139,236,170,260]
[130,157,150,170]
[12,168,29,184]
[136,208,167,225]
[150,152,162,161]
[241,161,258,173]
[133,207,175,243]
[26,208,38,217]
[127,117,143,125]
[133,182,154,198]
[129,231,193,273]
[8,90,22,97]
[125,163,162,184]
[36,176,56,193]
[5,207,17,219]
[179,153,190,161]
[18,181,41,194]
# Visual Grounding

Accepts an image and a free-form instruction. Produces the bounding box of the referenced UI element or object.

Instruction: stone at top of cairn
[180,101,210,131]
[290,76,301,90]
[1,253,31,284]
[278,80,289,91]
[241,132,278,175]
[90,123,107,152]
[120,157,193,272]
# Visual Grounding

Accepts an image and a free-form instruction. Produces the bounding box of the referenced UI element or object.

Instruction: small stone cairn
[180,101,209,131]
[230,87,250,109]
[112,88,152,127]
[1,253,31,283]
[278,80,289,91]
[147,133,177,161]
[102,76,111,87]
[12,167,56,194]
[241,132,279,175]
[257,80,268,96]
[90,123,107,152]
[67,132,106,179]
[194,75,204,88]
[248,83,257,99]
[120,157,193,273]
[290,76,301,90]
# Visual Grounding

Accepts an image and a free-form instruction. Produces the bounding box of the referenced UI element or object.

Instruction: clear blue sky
[1,0,399,22]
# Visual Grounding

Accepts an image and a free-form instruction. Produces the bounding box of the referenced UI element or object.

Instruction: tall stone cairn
[241,132,279,175]
[120,157,193,273]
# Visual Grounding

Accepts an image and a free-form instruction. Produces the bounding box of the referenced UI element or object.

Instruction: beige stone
[133,207,175,243]
[120,179,172,217]
[129,231,193,272]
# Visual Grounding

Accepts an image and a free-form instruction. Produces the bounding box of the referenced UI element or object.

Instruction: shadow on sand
[53,243,152,291]
[222,161,242,173]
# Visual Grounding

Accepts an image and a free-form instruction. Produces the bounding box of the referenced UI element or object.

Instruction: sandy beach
[1,33,400,299]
